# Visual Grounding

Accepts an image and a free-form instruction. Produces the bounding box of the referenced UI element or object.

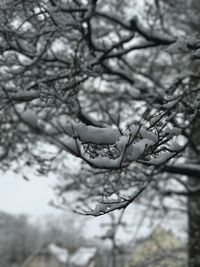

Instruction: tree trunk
[187,1,200,263]
[188,118,200,267]
[188,178,200,267]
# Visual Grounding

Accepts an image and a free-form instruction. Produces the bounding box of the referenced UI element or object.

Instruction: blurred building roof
[126,227,187,267]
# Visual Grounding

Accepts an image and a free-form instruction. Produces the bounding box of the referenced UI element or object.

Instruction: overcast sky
[0,171,57,216]
[0,169,186,243]
[0,170,153,241]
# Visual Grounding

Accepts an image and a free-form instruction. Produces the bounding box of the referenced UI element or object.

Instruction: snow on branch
[130,17,175,45]
[64,123,121,145]
[19,109,184,170]
[167,36,200,58]
[77,180,149,216]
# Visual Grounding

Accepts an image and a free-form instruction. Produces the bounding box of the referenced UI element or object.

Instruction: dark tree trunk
[188,177,200,267]
[188,116,200,267]
[187,0,200,261]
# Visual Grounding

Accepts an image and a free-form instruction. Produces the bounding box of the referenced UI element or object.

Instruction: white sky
[0,153,81,216]
[0,171,57,216]
[0,170,152,241]
[0,170,186,243]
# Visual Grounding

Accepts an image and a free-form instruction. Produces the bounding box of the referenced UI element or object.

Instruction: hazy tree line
[0,212,87,267]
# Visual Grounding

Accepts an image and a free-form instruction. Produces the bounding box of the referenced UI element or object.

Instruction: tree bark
[188,177,200,267]
[188,118,200,267]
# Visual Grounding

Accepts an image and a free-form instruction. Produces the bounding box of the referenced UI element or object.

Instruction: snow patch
[48,243,69,263]
[70,247,96,266]
[64,123,121,145]
[20,109,38,129]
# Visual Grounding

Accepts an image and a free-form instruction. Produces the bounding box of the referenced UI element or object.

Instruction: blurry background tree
[0,211,86,267]
[41,215,87,253]
[1,0,200,266]
[0,212,42,267]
